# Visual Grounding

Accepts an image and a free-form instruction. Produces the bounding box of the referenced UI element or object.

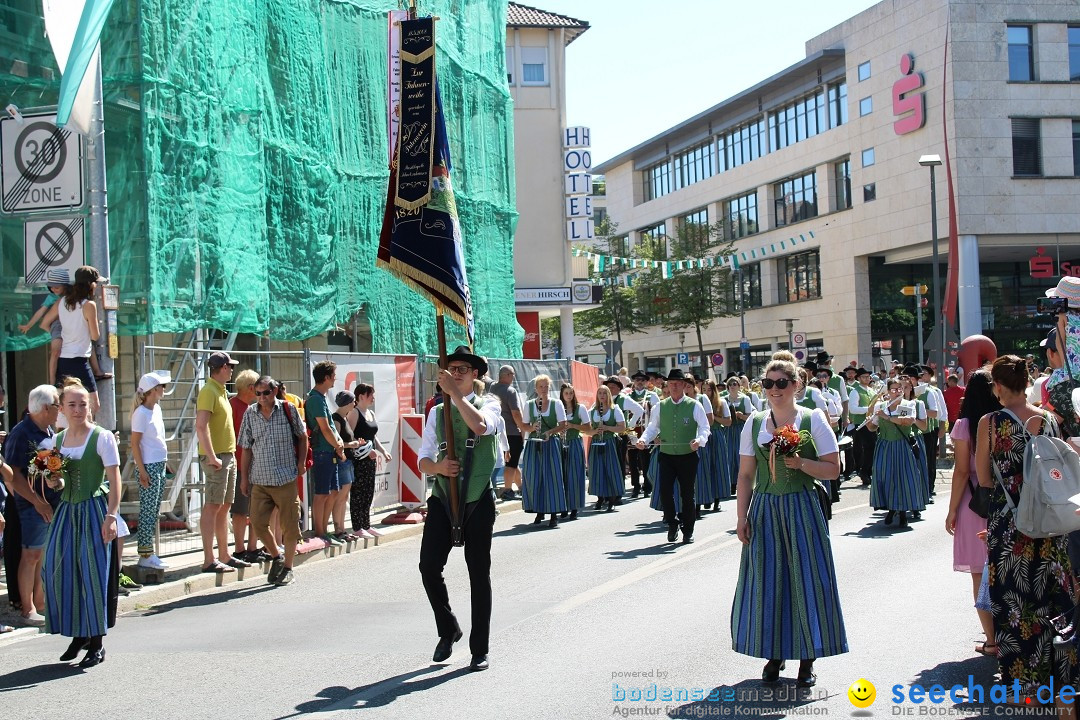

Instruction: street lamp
[918,154,944,375]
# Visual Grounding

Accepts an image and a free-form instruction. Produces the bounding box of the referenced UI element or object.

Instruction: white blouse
[739,408,840,458]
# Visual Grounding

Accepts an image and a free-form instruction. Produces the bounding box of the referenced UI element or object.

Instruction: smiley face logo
[848,679,876,708]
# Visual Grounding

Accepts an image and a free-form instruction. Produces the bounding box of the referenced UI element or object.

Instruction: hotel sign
[892,53,926,136]
[515,286,572,304]
[564,126,594,242]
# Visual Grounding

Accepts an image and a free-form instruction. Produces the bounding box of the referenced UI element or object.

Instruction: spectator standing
[1026,328,1059,407]
[330,391,359,542]
[348,383,391,538]
[39,266,106,418]
[237,375,308,586]
[306,361,347,546]
[489,365,525,500]
[130,370,172,570]
[229,370,263,562]
[0,450,12,634]
[2,384,61,625]
[195,351,249,574]
[18,269,76,386]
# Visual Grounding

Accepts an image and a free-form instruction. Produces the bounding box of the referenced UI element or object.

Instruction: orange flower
[46,454,63,472]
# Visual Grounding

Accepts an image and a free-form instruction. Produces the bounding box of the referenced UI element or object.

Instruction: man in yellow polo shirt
[196,351,251,574]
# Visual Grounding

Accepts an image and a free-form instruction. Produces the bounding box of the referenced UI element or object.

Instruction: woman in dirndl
[703,380,732,510]
[732,356,846,688]
[725,377,754,495]
[686,379,716,520]
[587,384,625,512]
[868,378,925,527]
[560,382,588,520]
[41,378,121,667]
[521,375,567,528]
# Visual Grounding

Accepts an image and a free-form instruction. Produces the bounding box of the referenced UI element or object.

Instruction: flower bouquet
[29,445,67,492]
[766,424,811,481]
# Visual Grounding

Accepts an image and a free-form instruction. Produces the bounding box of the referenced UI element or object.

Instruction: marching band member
[687,377,717,520]
[626,371,659,498]
[521,375,567,528]
[587,385,625,512]
[867,378,925,527]
[703,379,732,511]
[605,375,644,500]
[725,377,755,495]
[848,367,879,486]
[559,383,588,520]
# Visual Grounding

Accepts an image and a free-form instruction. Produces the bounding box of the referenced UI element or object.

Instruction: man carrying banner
[417,346,500,672]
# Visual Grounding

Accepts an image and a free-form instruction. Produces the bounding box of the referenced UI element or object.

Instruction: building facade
[592,0,1080,378]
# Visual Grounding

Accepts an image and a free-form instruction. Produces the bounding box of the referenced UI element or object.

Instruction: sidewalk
[0,498,524,648]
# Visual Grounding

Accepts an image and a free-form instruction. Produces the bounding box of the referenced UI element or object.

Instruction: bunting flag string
[573,230,816,277]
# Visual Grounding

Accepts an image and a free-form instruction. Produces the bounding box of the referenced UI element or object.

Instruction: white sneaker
[138,555,169,570]
[21,611,45,627]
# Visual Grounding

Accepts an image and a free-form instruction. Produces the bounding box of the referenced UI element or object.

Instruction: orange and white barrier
[384,413,427,525]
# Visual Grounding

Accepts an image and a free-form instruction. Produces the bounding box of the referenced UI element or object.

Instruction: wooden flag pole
[436,307,464,545]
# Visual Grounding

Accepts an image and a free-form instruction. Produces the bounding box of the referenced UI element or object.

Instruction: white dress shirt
[419,393,502,463]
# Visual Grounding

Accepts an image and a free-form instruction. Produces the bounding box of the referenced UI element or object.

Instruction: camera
[1037,296,1071,315]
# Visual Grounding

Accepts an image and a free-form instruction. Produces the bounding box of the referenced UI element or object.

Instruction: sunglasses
[255,389,275,397]
[760,378,793,390]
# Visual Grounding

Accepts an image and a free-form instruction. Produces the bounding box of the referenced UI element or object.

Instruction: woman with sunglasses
[732,356,846,687]
[521,375,567,528]
[867,378,925,527]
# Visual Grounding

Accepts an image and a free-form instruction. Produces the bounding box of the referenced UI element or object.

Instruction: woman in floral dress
[975,355,1078,699]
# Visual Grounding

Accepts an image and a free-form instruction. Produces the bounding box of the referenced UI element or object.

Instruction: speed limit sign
[0,113,84,214]
[792,332,806,347]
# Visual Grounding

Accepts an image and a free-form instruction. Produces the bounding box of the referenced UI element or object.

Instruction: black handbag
[967,479,991,519]
[813,480,833,523]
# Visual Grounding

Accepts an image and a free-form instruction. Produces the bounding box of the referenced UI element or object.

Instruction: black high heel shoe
[606,499,615,512]
[762,659,786,683]
[548,515,558,528]
[79,647,106,668]
[796,660,816,687]
[60,637,88,662]
[899,511,908,527]
[533,514,544,525]
[884,510,895,525]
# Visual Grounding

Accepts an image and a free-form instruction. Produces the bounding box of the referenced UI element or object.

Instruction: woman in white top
[131,371,172,570]
[40,266,104,417]
[560,383,590,520]
[520,375,567,528]
[586,384,625,512]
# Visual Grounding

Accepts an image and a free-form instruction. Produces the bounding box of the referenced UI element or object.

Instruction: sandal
[94,373,113,381]
[202,562,235,574]
[975,642,998,655]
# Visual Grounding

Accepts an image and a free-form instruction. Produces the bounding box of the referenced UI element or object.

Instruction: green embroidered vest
[433,397,498,504]
[592,406,619,442]
[850,383,874,425]
[797,394,817,411]
[658,397,698,456]
[564,404,583,441]
[57,427,108,504]
[751,410,819,495]
[918,389,939,432]
[528,398,560,433]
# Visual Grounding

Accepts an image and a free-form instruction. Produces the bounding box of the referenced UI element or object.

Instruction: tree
[573,217,643,368]
[540,316,561,358]
[635,218,738,378]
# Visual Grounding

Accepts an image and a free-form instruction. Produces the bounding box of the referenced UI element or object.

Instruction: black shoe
[533,514,544,525]
[762,659,786,683]
[912,511,921,520]
[682,533,694,544]
[267,557,285,585]
[712,501,720,512]
[861,480,871,487]
[569,509,578,520]
[60,637,88,662]
[796,664,816,687]
[631,490,640,499]
[560,511,568,519]
[696,509,704,521]
[899,511,908,527]
[470,654,489,671]
[79,648,106,668]
[606,500,615,512]
[614,498,623,506]
[548,516,558,528]
[432,630,463,662]
[667,525,679,542]
[594,501,603,511]
[926,497,935,504]
[884,511,895,526]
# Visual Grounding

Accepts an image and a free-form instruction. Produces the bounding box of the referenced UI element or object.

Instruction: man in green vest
[847,367,878,486]
[635,368,710,544]
[417,345,501,672]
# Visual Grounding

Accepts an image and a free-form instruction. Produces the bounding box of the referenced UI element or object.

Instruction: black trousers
[627,446,652,494]
[854,426,876,483]
[616,435,628,479]
[418,493,496,656]
[922,430,939,495]
[658,452,697,537]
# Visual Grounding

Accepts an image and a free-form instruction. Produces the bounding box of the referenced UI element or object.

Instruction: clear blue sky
[529,0,883,164]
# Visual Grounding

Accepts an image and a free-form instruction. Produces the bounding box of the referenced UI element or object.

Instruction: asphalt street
[0,477,1007,720]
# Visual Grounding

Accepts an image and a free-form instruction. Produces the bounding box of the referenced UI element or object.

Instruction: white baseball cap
[137,370,172,393]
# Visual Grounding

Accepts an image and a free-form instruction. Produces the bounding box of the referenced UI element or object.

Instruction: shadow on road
[125,584,278,617]
[0,662,82,691]
[841,519,912,539]
[604,543,681,561]
[667,678,831,718]
[277,664,472,716]
[614,522,667,538]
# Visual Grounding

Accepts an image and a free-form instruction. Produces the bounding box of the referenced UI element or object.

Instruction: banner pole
[437,308,463,544]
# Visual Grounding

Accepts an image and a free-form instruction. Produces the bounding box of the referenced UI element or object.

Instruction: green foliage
[573,218,643,354]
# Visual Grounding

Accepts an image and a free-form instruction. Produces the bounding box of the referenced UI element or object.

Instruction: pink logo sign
[893,54,926,135]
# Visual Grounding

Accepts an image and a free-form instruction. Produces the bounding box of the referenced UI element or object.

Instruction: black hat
[918,364,934,377]
[842,366,858,375]
[1041,327,1059,350]
[445,345,487,377]
[631,370,648,381]
[647,371,665,381]
[901,364,921,379]
[815,350,832,364]
[855,367,872,377]
[726,371,739,380]
[603,375,624,389]
[666,368,689,382]
[803,361,818,373]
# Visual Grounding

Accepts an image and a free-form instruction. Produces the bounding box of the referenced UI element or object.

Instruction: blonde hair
[235,369,259,394]
[765,358,798,381]
[702,380,721,410]
[533,374,552,390]
[59,376,86,401]
[594,384,613,411]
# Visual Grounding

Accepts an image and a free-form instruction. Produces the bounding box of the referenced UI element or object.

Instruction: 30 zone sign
[0,113,84,214]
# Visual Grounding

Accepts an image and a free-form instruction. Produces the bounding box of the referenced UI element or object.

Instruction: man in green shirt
[418,346,501,672]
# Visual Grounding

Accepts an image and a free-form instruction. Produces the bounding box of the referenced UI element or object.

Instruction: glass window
[719,117,767,171]
[731,263,762,311]
[1070,27,1080,82]
[506,46,514,85]
[1007,25,1034,82]
[828,81,848,128]
[639,222,667,251]
[773,171,818,227]
[863,183,876,202]
[858,61,871,82]
[724,191,758,240]
[859,96,873,116]
[1074,120,1080,176]
[779,250,821,303]
[769,91,826,152]
[641,161,672,202]
[672,141,715,191]
[1012,118,1042,176]
[681,208,709,249]
[834,159,851,211]
[520,47,548,85]
[862,147,875,167]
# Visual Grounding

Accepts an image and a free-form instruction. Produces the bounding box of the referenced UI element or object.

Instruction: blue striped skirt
[522,437,567,513]
[731,490,848,659]
[43,495,112,638]
[870,438,926,512]
[711,427,732,500]
[912,434,930,504]
[725,421,745,489]
[649,456,684,514]
[588,439,624,498]
[695,447,716,505]
[563,436,587,510]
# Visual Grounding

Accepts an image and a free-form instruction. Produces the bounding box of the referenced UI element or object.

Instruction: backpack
[283,401,314,470]
[992,409,1080,538]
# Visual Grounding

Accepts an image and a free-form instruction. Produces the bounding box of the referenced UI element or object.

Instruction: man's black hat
[445,345,487,377]
[855,367,872,377]
[901,364,921,379]
[666,368,689,382]
[603,375,624,389]
[631,370,649,381]
[815,350,832,364]
[803,361,818,373]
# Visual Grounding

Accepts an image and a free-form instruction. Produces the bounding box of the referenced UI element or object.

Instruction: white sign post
[563,126,594,243]
[23,215,85,285]
[1,113,84,214]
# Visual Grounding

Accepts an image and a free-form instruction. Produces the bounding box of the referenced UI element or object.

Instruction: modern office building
[592,0,1080,377]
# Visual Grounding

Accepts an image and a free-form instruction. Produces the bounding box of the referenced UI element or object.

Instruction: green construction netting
[0,0,521,358]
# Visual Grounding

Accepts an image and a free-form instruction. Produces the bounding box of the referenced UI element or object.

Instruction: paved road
[0,478,1002,719]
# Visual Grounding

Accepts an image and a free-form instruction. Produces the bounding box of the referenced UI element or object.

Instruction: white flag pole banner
[309,353,419,512]
[42,0,97,136]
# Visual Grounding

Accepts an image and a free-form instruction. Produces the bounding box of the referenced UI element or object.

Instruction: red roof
[507,2,589,43]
